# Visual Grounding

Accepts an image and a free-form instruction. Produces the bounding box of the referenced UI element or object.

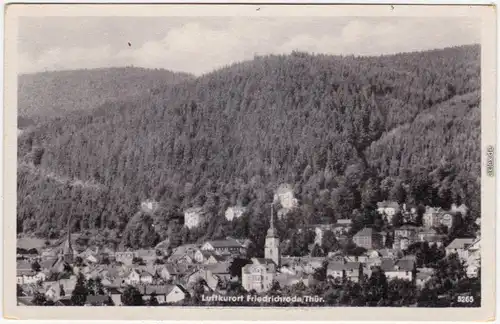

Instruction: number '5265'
[457,296,474,303]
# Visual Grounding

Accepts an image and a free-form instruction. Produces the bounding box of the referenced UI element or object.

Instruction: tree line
[17,45,481,254]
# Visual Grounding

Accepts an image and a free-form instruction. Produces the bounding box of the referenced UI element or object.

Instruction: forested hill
[17,45,481,252]
[17,67,194,123]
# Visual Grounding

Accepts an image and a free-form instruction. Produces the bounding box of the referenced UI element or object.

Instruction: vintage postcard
[3,3,497,321]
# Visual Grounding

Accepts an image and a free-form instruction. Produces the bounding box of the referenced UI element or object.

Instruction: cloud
[17,17,480,75]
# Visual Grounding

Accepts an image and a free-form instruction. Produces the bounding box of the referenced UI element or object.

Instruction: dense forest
[17,45,481,254]
[18,67,194,125]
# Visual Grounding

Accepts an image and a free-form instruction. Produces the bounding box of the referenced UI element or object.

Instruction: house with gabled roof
[380,258,416,281]
[193,249,215,264]
[44,275,77,301]
[241,258,277,293]
[141,284,188,304]
[204,262,232,281]
[115,251,135,266]
[353,227,383,250]
[159,264,180,282]
[326,261,363,282]
[415,272,433,288]
[206,254,230,265]
[201,238,247,256]
[185,268,220,291]
[326,262,346,280]
[168,244,200,263]
[135,249,159,263]
[445,238,476,261]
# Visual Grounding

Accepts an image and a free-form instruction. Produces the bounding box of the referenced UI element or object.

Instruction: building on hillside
[115,251,135,266]
[136,249,158,263]
[309,224,334,245]
[393,225,419,250]
[437,212,454,229]
[449,203,468,217]
[275,183,298,209]
[422,207,442,228]
[394,225,419,240]
[417,228,438,242]
[159,264,180,282]
[184,207,206,229]
[401,203,418,222]
[108,287,123,306]
[141,284,188,304]
[155,238,171,255]
[465,237,481,266]
[333,219,353,235]
[194,250,215,264]
[206,254,229,265]
[204,262,232,282]
[353,227,383,250]
[141,199,159,214]
[44,275,78,301]
[445,238,476,260]
[326,261,363,283]
[376,201,400,223]
[16,270,46,285]
[380,259,416,281]
[415,272,432,288]
[185,268,220,291]
[225,206,247,221]
[169,244,200,262]
[241,258,277,293]
[201,238,247,256]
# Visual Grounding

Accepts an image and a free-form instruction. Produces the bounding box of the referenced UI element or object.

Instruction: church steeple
[62,215,74,263]
[267,203,278,238]
[265,201,280,267]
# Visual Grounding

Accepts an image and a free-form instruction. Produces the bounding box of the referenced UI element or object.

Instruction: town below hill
[17,198,480,307]
[16,45,481,307]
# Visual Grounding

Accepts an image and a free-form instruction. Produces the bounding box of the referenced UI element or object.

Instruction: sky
[18,16,481,75]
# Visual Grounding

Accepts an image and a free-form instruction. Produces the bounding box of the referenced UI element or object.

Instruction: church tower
[61,215,74,263]
[265,203,280,267]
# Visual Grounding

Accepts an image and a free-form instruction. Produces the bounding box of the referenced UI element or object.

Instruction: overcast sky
[18,16,480,75]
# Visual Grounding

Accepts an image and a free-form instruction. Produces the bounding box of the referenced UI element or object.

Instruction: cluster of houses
[17,232,253,306]
[17,198,480,306]
[376,201,468,229]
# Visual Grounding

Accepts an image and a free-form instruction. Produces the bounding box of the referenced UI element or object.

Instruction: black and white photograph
[3,3,497,321]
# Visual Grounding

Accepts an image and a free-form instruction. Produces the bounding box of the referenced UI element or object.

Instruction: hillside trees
[17,45,481,251]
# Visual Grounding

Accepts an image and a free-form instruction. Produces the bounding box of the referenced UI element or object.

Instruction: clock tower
[264,203,280,267]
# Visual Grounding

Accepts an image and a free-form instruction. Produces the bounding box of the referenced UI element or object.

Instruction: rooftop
[354,227,374,237]
[142,284,179,295]
[377,201,400,208]
[380,259,415,272]
[205,239,244,249]
[86,295,110,305]
[446,238,475,250]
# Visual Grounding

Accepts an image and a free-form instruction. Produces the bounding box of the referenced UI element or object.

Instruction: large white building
[184,207,206,229]
[224,206,247,221]
[376,201,400,223]
[275,184,298,210]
